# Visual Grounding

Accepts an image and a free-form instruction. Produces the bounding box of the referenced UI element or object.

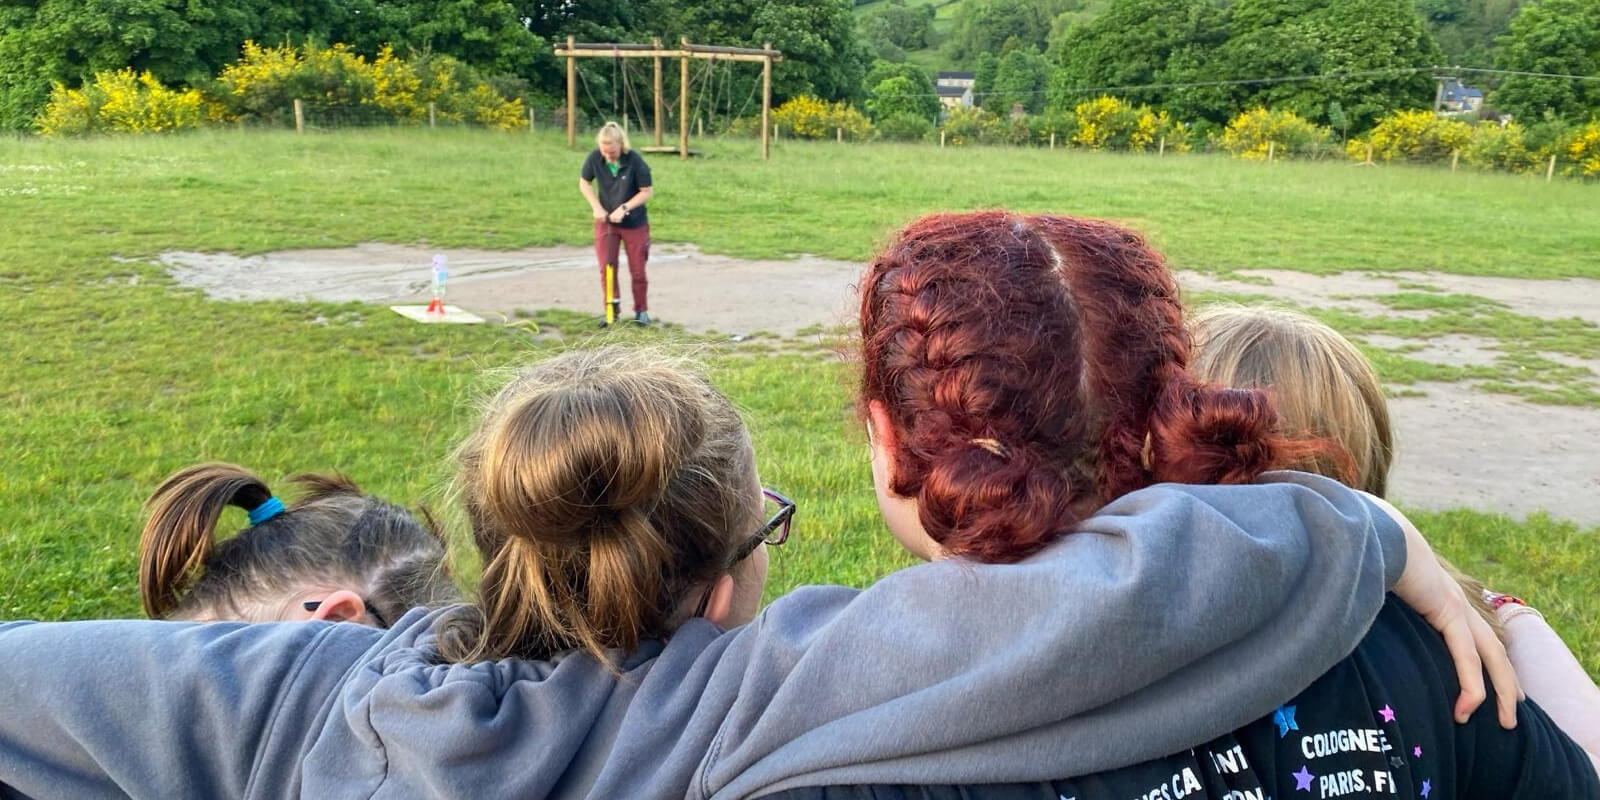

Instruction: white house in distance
[936,70,974,111]
[1439,79,1485,113]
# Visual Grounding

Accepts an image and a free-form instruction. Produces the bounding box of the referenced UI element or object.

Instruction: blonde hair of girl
[1189,305,1502,639]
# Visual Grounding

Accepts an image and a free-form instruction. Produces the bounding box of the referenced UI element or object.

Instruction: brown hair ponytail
[140,463,274,618]
[139,462,457,622]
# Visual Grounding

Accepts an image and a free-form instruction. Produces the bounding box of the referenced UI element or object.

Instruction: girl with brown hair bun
[435,347,774,664]
[0,219,1555,800]
[140,461,459,625]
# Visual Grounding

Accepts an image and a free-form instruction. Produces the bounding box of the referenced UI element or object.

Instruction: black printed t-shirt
[766,597,1599,800]
[581,149,652,229]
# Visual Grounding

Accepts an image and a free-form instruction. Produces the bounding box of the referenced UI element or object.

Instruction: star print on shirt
[1413,746,1423,758]
[1420,778,1432,798]
[1293,765,1314,792]
[1379,704,1396,723]
[1274,705,1299,738]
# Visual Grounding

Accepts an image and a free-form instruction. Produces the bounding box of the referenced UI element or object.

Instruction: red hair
[859,212,1337,563]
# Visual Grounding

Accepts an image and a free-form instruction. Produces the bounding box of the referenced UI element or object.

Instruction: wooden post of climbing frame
[761,42,772,160]
[653,38,664,147]
[566,36,577,149]
[679,39,689,159]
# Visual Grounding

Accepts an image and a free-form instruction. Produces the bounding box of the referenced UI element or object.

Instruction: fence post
[1267,141,1276,163]
[293,99,304,134]
[1451,149,1460,171]
[1159,136,1166,157]
[697,117,703,138]
[940,129,946,148]
[1364,143,1374,165]
[837,127,843,143]
[428,102,437,129]
[529,107,535,132]
[1547,153,1557,182]
[1050,132,1056,150]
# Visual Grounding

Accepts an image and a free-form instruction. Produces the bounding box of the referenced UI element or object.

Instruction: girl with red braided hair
[839,211,1596,798]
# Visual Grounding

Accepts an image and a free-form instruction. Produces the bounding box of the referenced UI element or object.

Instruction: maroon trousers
[593,220,650,313]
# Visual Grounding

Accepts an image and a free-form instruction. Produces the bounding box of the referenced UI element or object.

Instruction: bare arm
[1500,606,1600,770]
[1365,492,1522,728]
[607,186,654,224]
[578,178,604,218]
[622,186,653,210]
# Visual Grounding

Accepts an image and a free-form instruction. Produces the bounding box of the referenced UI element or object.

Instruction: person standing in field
[579,121,654,326]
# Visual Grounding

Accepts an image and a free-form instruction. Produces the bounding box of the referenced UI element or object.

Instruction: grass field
[2,128,1597,676]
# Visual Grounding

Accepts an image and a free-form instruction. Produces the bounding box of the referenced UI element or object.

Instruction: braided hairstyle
[859,212,1338,563]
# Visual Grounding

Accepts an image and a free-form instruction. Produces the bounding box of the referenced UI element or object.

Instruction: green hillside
[856,0,1522,76]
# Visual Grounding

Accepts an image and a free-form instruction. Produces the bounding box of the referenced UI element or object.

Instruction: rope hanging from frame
[621,58,649,132]
[574,63,607,126]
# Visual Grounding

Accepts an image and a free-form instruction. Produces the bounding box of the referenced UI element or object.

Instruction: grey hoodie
[0,472,1403,800]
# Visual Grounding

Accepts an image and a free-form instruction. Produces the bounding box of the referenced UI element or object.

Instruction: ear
[1142,431,1155,472]
[868,400,900,487]
[307,590,370,625]
[699,573,738,628]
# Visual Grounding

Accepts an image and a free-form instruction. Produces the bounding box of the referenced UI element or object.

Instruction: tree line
[3,0,1594,135]
[0,0,870,131]
[857,0,1599,132]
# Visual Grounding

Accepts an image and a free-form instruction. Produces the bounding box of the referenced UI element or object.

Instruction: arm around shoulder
[0,618,378,800]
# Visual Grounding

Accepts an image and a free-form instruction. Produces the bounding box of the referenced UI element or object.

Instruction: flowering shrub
[1566,121,1600,178]
[772,96,872,140]
[1347,110,1473,163]
[939,106,1001,146]
[372,46,425,122]
[39,42,526,134]
[1221,108,1329,160]
[216,41,374,124]
[453,83,526,131]
[1462,122,1532,172]
[1070,96,1185,152]
[36,70,208,135]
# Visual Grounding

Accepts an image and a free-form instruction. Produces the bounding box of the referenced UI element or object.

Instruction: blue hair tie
[248,497,286,526]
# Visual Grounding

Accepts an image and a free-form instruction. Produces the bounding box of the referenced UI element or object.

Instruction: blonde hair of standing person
[597,121,631,154]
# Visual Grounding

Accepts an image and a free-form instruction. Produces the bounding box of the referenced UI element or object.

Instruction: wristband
[1484,591,1528,611]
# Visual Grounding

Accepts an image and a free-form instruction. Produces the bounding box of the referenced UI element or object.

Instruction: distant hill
[855,0,1522,76]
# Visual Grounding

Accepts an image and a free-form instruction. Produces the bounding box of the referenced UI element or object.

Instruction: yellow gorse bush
[772,96,873,140]
[39,41,526,135]
[1348,109,1472,163]
[1567,121,1600,178]
[1068,96,1183,152]
[1221,108,1330,160]
[1461,122,1532,172]
[37,69,207,136]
